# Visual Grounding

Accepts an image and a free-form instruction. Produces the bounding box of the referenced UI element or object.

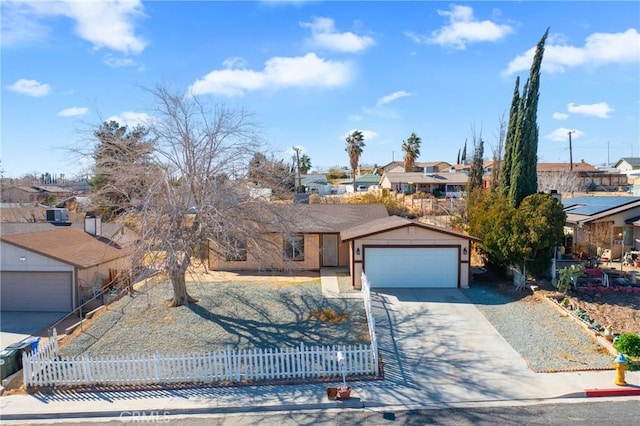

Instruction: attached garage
[1,271,73,312]
[341,216,480,289]
[1,227,131,313]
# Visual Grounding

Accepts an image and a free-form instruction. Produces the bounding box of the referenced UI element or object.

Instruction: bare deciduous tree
[489,113,506,190]
[537,170,584,195]
[92,86,292,307]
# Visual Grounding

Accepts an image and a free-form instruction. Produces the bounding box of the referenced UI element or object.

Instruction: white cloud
[545,128,584,142]
[104,54,139,68]
[506,28,640,75]
[300,17,374,53]
[342,129,378,141]
[222,57,248,69]
[0,1,51,47]
[189,53,353,97]
[1,0,147,54]
[552,112,569,120]
[107,111,153,128]
[407,4,513,50]
[567,102,613,119]
[377,91,413,106]
[6,78,51,97]
[58,107,88,117]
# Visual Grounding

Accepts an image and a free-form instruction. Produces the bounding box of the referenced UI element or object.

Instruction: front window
[284,235,304,261]
[225,238,247,262]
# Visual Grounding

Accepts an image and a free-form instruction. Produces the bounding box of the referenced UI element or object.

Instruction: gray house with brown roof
[1,227,131,312]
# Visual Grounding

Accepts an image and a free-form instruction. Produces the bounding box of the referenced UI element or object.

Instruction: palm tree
[345,130,365,191]
[402,132,422,172]
[299,154,312,175]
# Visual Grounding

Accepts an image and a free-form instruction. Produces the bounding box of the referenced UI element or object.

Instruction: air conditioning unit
[46,208,69,223]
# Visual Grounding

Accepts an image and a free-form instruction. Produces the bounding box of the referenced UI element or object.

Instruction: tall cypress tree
[500,76,520,196]
[507,28,548,207]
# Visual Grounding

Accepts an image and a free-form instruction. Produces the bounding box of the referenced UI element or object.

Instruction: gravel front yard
[462,280,616,372]
[59,278,369,358]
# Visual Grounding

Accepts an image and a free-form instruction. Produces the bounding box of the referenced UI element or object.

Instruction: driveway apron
[0,312,66,349]
[361,288,555,406]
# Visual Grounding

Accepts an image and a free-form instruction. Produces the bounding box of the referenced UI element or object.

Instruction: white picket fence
[361,272,379,375]
[23,275,382,388]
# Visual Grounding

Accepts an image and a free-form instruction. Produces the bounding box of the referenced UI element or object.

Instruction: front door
[322,234,338,267]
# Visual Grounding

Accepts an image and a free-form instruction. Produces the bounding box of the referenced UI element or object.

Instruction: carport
[340,216,480,289]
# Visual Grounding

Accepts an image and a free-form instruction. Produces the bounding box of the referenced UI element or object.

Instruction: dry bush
[311,307,349,323]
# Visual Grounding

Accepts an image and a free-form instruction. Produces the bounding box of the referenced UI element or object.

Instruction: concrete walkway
[1,272,638,422]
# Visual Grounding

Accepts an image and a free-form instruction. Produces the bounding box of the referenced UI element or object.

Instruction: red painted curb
[585,387,640,397]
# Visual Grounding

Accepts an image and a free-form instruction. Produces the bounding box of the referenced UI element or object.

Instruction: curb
[0,398,365,422]
[585,387,640,397]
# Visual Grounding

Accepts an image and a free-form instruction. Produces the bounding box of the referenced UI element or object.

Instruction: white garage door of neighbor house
[0,271,73,312]
[364,247,459,288]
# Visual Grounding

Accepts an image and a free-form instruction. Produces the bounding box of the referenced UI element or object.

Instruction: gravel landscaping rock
[59,280,369,358]
[462,282,615,372]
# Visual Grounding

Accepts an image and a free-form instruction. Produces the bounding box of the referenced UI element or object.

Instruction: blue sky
[2,0,639,179]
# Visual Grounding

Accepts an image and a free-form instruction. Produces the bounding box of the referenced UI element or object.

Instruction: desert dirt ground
[530,262,640,337]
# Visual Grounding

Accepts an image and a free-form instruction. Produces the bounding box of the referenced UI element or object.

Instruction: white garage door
[1,271,73,312]
[364,247,459,288]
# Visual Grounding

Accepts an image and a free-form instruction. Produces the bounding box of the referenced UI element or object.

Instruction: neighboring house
[380,171,468,196]
[301,174,332,195]
[336,174,381,192]
[537,162,628,192]
[1,225,131,312]
[1,186,41,203]
[562,196,640,260]
[354,174,382,191]
[340,215,480,289]
[2,185,74,204]
[208,203,389,271]
[381,161,451,174]
[614,158,640,172]
[35,185,73,200]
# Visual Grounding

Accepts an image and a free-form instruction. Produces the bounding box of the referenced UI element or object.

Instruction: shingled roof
[282,203,389,233]
[340,215,480,242]
[1,227,129,268]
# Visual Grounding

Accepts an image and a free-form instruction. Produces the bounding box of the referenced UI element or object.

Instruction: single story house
[1,225,131,312]
[1,186,41,203]
[380,171,468,196]
[340,216,480,289]
[208,203,390,271]
[614,158,640,172]
[538,162,628,192]
[354,174,382,190]
[300,174,332,195]
[381,161,451,174]
[562,196,640,260]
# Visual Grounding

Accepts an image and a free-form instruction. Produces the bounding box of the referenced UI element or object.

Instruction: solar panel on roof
[561,196,640,216]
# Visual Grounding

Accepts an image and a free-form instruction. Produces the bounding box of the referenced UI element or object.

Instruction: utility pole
[292,146,302,193]
[568,130,575,172]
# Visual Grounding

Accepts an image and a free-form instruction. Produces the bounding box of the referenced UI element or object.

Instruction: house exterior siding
[209,233,326,271]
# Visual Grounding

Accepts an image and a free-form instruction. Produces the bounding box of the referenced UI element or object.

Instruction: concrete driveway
[361,288,567,406]
[0,312,67,349]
